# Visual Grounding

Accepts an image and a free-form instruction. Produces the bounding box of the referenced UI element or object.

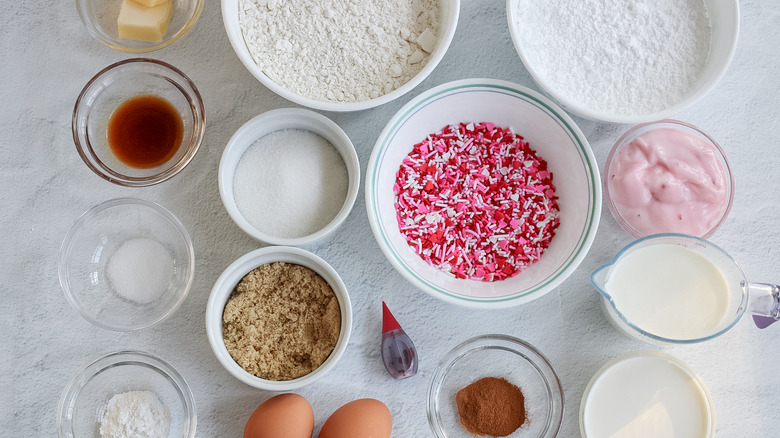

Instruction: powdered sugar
[514,0,711,116]
[239,0,440,103]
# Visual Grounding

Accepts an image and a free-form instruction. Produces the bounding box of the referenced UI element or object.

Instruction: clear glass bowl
[76,0,204,52]
[72,58,205,187]
[428,334,564,437]
[58,198,195,331]
[58,350,196,438]
[366,79,601,308]
[604,120,734,239]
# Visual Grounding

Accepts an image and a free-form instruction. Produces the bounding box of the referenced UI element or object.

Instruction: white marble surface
[3,1,780,436]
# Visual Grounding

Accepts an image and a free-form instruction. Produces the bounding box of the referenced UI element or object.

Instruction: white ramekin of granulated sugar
[218,108,360,246]
[222,0,460,112]
[507,0,739,123]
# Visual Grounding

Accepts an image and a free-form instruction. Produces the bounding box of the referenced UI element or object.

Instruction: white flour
[239,0,440,103]
[514,0,711,116]
[99,391,171,438]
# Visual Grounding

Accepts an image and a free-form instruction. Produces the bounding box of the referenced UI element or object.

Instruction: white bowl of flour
[222,0,460,112]
[507,0,739,124]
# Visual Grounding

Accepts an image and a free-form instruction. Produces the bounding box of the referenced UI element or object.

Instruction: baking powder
[239,0,440,103]
[99,391,171,438]
[514,0,711,116]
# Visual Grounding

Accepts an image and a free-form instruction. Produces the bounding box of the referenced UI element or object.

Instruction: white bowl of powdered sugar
[507,0,739,123]
[222,0,460,112]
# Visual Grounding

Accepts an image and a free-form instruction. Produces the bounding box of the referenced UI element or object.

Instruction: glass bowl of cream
[580,351,715,438]
[58,198,195,331]
[604,120,734,238]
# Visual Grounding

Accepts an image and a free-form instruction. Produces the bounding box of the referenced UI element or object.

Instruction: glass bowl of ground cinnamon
[427,334,563,438]
[205,246,352,391]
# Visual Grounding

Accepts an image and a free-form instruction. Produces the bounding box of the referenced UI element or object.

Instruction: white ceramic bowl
[218,108,360,246]
[58,350,196,438]
[58,198,195,331]
[205,246,352,391]
[221,0,460,112]
[366,79,601,308]
[507,0,739,123]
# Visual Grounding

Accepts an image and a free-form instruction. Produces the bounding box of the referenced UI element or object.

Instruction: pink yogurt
[606,123,732,237]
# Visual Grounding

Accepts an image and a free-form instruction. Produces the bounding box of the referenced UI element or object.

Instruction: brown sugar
[455,377,527,437]
[222,262,341,381]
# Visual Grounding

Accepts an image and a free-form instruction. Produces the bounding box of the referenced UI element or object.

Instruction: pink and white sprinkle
[393,122,560,282]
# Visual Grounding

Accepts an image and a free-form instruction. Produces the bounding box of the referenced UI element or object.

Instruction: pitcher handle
[747,282,780,329]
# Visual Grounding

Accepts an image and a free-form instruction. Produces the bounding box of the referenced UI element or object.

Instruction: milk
[581,352,714,438]
[604,244,730,340]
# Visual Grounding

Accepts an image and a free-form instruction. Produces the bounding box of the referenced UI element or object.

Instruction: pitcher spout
[590,262,613,301]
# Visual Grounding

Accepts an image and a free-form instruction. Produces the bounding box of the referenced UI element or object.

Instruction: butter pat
[118,0,173,42]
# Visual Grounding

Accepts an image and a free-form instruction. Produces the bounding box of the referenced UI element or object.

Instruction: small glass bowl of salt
[58,197,194,331]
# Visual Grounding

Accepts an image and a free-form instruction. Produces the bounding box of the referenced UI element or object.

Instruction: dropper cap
[382,301,402,333]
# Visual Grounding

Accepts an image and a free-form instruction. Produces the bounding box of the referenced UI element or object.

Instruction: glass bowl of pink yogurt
[604,120,734,238]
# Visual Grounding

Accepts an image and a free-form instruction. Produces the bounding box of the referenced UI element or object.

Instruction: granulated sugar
[239,0,440,103]
[514,0,711,116]
[233,129,348,239]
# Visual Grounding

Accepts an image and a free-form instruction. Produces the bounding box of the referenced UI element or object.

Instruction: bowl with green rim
[365,79,601,308]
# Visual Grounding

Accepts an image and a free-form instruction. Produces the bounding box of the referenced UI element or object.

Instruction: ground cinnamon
[455,376,527,437]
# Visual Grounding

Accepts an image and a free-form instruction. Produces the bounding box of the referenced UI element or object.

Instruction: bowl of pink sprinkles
[366,79,601,308]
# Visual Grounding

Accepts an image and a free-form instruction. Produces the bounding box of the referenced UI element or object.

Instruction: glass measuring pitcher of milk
[591,233,780,345]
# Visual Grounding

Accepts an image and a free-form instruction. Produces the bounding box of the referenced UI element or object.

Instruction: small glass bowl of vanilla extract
[73,58,205,187]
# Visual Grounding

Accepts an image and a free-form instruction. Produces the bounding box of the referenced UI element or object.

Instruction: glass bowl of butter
[76,0,203,52]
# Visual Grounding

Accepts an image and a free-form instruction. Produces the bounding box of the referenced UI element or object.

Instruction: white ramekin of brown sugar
[205,246,352,391]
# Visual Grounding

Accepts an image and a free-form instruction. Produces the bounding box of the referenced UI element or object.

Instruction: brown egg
[244,393,314,438]
[318,398,392,438]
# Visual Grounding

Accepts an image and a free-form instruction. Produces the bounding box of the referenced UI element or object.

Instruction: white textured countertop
[3,1,780,436]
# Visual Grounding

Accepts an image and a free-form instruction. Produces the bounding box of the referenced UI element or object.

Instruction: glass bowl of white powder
[58,198,195,331]
[507,0,739,123]
[219,108,360,246]
[58,350,196,438]
[221,0,460,112]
